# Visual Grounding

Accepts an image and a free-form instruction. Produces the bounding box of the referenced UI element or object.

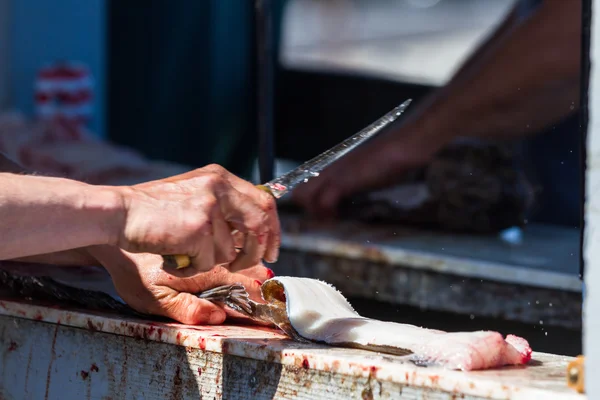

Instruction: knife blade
[163,99,412,270]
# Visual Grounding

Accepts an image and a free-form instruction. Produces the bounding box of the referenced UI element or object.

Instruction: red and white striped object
[34,61,93,127]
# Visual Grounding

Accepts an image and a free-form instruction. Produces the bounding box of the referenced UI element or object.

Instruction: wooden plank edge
[0,299,585,400]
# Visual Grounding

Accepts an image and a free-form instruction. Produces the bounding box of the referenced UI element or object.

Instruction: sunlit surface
[282,0,516,85]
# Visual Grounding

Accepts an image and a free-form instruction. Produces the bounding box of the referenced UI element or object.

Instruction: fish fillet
[261,277,532,371]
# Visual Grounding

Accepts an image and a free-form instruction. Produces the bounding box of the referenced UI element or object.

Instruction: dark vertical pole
[254,0,275,183]
[580,0,591,280]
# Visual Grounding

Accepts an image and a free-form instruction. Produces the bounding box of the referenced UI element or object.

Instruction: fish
[206,276,533,371]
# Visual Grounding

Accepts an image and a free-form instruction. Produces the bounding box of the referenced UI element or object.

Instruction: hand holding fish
[87,245,272,324]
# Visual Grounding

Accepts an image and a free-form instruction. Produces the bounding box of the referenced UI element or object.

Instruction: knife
[163,99,412,270]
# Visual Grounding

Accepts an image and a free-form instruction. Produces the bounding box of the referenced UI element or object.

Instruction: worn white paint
[0,300,585,399]
[584,0,600,395]
[0,0,10,109]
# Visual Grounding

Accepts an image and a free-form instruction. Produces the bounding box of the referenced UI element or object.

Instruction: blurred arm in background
[293,0,581,218]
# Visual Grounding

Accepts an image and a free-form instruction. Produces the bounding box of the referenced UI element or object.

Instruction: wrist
[86,245,139,279]
[394,94,464,157]
[384,113,455,167]
[81,184,129,247]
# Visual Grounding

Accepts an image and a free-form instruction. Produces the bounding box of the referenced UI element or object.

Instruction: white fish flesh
[261,276,532,371]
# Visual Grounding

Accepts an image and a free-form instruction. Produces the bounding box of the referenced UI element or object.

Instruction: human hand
[113,164,280,272]
[292,126,442,218]
[88,245,273,324]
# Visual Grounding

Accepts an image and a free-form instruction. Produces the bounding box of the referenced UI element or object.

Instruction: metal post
[254,0,275,183]
[580,0,591,280]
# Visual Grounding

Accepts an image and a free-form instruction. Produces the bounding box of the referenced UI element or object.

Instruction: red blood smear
[302,358,309,369]
[198,368,202,376]
[87,320,97,331]
[199,338,206,350]
[80,370,89,380]
[271,183,286,192]
[90,364,99,372]
[266,268,275,279]
[255,280,263,286]
[8,342,17,351]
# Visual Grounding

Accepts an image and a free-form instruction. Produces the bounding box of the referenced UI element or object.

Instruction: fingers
[224,269,267,302]
[211,206,236,266]
[228,233,267,272]
[188,235,216,273]
[249,189,280,264]
[231,229,245,248]
[161,292,227,325]
[127,164,281,269]
[217,187,267,234]
[205,165,281,263]
[215,188,275,267]
[193,264,269,302]
[263,201,281,263]
[236,263,273,283]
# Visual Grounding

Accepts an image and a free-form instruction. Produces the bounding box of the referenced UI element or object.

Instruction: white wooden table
[0,299,585,399]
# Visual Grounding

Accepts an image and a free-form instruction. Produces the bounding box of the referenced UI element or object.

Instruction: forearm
[0,173,124,260]
[11,248,99,266]
[407,0,580,145]
[0,153,102,265]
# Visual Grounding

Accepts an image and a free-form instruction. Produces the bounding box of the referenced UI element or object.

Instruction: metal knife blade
[260,99,412,198]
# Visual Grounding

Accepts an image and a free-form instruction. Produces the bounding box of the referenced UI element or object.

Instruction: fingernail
[266,268,275,279]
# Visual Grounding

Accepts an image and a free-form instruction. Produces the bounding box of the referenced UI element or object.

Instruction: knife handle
[162,184,274,270]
